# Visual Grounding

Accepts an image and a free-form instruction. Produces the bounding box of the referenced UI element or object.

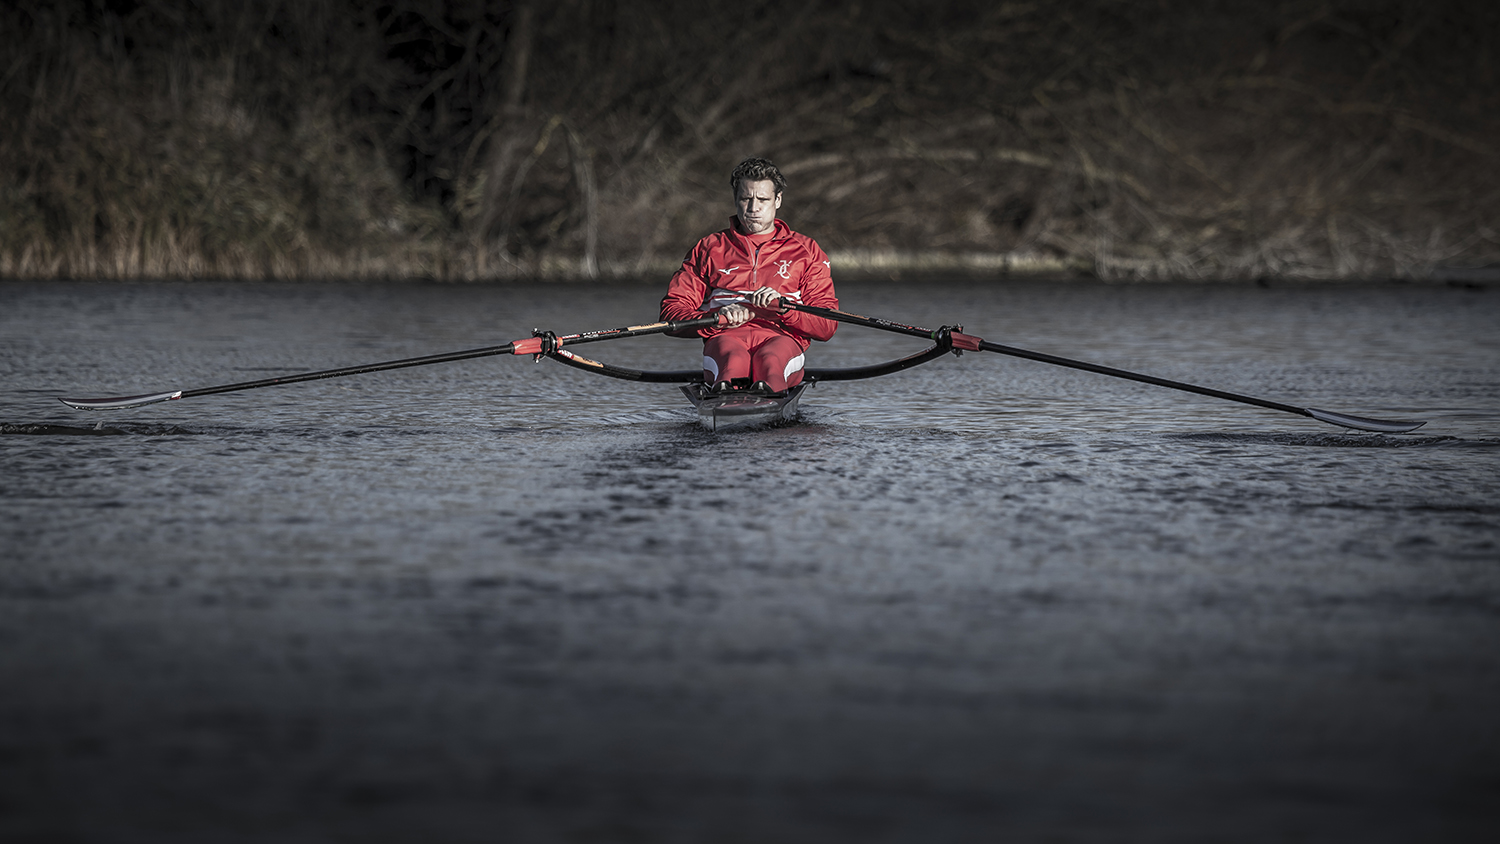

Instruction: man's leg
[702,332,753,385]
[750,334,806,392]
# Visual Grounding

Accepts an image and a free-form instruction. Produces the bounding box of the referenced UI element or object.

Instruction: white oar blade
[1306,407,1426,433]
[59,390,183,411]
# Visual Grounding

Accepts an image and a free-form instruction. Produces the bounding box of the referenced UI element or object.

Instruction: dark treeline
[2,0,1496,280]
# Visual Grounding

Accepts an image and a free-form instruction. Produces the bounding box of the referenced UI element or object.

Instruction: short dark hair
[730,157,787,196]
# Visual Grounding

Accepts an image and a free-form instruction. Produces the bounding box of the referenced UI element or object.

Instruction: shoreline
[3,250,1495,285]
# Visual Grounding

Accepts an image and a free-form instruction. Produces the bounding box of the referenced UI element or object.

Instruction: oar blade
[1305,407,1426,433]
[59,390,183,411]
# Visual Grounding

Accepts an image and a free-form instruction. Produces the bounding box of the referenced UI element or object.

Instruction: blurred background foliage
[1,0,1496,280]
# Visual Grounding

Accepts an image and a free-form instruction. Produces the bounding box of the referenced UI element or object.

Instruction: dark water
[2,280,1498,842]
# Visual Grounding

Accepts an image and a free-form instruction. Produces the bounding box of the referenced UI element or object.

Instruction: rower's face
[735,180,782,235]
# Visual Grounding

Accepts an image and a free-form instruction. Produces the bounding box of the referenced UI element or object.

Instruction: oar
[59,315,725,411]
[781,300,1425,433]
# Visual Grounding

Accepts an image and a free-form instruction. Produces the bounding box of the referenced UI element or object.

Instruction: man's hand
[718,303,753,327]
[718,288,786,328]
[747,287,786,311]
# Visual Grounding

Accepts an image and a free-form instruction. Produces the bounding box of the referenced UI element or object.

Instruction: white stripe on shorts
[783,353,805,381]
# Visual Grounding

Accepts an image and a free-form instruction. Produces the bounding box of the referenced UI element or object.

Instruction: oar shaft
[62,315,722,410]
[786,304,939,342]
[181,316,722,399]
[179,342,521,399]
[783,300,1300,412]
[968,338,1307,417]
[781,300,1423,432]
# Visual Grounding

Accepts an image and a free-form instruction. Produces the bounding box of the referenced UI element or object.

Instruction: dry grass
[2,0,1496,281]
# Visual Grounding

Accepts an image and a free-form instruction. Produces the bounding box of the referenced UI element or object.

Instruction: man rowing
[660,157,839,394]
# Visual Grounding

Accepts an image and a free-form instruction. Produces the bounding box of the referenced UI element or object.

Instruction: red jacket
[660,217,838,350]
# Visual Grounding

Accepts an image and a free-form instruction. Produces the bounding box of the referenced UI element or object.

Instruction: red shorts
[702,325,806,392]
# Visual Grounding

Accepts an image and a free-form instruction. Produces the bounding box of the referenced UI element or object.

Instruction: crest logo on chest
[776,260,793,279]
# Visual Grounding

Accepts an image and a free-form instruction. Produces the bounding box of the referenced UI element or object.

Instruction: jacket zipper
[748,232,784,291]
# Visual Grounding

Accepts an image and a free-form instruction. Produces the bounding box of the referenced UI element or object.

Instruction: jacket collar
[728,216,791,247]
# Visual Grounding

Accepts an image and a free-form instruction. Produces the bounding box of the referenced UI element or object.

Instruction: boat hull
[681,383,807,431]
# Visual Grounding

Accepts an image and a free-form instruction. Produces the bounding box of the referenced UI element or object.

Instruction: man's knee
[750,340,803,391]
